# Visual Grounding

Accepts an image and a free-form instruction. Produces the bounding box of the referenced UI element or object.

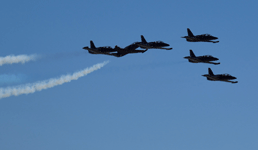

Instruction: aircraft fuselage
[137,42,172,50]
[182,28,219,43]
[184,54,220,65]
[83,47,116,54]
[202,74,237,83]
[109,43,147,57]
[183,35,219,43]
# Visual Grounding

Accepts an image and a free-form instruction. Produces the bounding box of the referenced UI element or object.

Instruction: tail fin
[114,45,122,52]
[90,40,96,49]
[190,50,196,57]
[187,28,194,37]
[114,45,121,50]
[141,35,147,43]
[208,68,214,76]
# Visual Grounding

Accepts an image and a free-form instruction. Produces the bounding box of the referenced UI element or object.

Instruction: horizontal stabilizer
[88,51,94,54]
[114,45,123,53]
[188,59,195,62]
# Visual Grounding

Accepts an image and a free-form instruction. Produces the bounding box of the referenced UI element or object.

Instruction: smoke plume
[0,61,109,99]
[0,54,38,66]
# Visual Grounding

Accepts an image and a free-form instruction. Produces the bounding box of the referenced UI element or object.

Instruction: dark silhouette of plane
[182,28,219,43]
[83,41,117,55]
[184,50,220,65]
[109,43,147,57]
[202,68,238,83]
[136,35,173,50]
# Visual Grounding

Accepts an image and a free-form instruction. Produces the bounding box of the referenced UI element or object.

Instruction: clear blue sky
[0,0,258,150]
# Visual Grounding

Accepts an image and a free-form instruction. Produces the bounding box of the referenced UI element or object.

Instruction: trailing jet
[202,68,238,83]
[136,35,173,50]
[182,28,219,43]
[184,50,220,65]
[83,40,117,55]
[109,43,147,57]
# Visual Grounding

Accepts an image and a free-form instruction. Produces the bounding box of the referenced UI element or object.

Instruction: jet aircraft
[109,43,147,57]
[202,68,238,83]
[184,50,220,65]
[136,35,173,50]
[83,41,117,55]
[182,28,219,43]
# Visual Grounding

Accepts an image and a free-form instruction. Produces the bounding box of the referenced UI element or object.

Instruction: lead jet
[182,28,219,43]
[83,40,117,55]
[202,68,238,83]
[136,35,173,50]
[184,50,220,65]
[109,43,147,57]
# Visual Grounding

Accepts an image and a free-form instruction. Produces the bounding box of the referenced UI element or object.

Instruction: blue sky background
[0,0,258,150]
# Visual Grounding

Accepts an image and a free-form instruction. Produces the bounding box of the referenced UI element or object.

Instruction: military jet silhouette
[202,68,238,83]
[184,50,220,65]
[83,40,117,55]
[182,28,219,43]
[109,43,147,57]
[136,35,172,50]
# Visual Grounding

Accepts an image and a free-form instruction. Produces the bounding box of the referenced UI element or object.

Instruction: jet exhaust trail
[0,54,39,66]
[0,61,109,99]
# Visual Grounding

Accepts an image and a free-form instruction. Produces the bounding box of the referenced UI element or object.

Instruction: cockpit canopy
[221,74,232,77]
[202,55,213,57]
[100,46,113,49]
[200,34,211,37]
[154,41,165,43]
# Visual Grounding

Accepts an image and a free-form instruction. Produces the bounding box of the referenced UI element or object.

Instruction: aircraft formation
[83,28,238,84]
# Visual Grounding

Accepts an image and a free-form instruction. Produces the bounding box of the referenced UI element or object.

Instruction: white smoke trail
[0,54,38,66]
[0,61,109,99]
